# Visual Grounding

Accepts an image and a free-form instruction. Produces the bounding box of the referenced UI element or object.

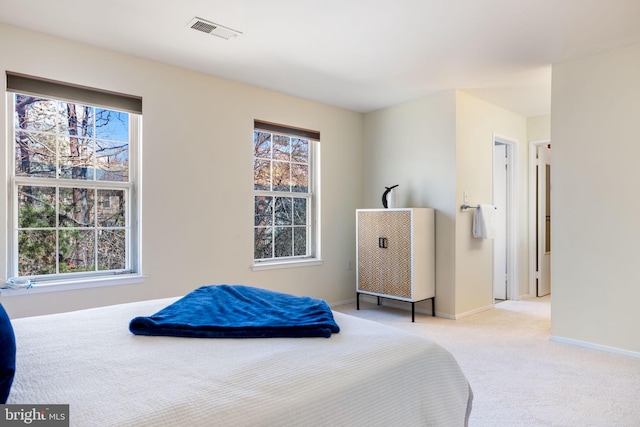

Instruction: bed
[5,286,472,426]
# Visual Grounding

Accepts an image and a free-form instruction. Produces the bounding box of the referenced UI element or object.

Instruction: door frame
[528,140,551,297]
[493,134,518,301]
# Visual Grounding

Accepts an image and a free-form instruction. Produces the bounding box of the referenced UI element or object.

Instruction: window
[6,73,142,287]
[253,120,320,267]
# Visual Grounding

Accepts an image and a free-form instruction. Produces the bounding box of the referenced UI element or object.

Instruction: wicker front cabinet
[356,208,435,321]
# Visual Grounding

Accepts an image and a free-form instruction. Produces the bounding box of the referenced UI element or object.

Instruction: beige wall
[551,42,640,353]
[527,115,551,142]
[0,24,364,318]
[363,91,457,316]
[454,91,528,313]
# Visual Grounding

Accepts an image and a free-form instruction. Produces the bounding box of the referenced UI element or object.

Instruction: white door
[537,145,551,296]
[493,144,508,300]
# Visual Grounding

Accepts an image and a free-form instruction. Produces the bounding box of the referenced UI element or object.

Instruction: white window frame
[3,76,143,295]
[252,121,322,270]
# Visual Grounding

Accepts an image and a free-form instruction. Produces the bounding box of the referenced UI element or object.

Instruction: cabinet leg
[431,298,435,317]
[412,303,415,322]
[356,293,360,310]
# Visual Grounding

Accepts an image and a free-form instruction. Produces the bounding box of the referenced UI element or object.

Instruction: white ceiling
[2,0,640,117]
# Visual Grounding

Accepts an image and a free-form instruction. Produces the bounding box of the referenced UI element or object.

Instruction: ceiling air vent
[188,17,242,40]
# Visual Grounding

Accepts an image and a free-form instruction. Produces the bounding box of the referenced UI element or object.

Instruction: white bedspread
[8,298,472,426]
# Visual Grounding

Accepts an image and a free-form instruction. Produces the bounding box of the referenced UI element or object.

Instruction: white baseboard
[352,294,497,319]
[330,298,356,307]
[452,304,495,319]
[550,335,640,359]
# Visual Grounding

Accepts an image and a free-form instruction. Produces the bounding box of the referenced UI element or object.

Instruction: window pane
[58,102,94,137]
[291,163,308,193]
[293,227,307,256]
[59,136,95,180]
[14,131,57,178]
[272,135,290,161]
[96,139,129,182]
[95,109,129,142]
[274,197,292,226]
[98,229,126,270]
[293,198,307,226]
[272,161,290,191]
[18,186,56,228]
[97,189,125,226]
[254,131,271,159]
[254,196,273,226]
[59,187,95,227]
[254,227,272,259]
[14,95,57,132]
[274,227,292,257]
[254,159,271,190]
[18,230,56,276]
[291,138,308,163]
[59,230,95,273]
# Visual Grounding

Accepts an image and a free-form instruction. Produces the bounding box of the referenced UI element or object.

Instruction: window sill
[251,259,324,271]
[0,274,146,297]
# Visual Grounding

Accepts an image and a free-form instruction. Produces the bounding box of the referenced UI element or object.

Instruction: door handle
[378,237,388,249]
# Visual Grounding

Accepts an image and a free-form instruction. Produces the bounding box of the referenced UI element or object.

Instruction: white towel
[473,204,497,239]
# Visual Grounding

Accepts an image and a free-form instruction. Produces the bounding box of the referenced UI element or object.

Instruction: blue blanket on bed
[129,285,340,338]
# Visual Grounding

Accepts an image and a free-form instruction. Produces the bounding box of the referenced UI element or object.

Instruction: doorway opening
[493,135,518,303]
[529,141,551,297]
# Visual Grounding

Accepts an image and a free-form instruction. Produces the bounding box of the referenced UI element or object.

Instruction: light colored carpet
[334,296,640,427]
